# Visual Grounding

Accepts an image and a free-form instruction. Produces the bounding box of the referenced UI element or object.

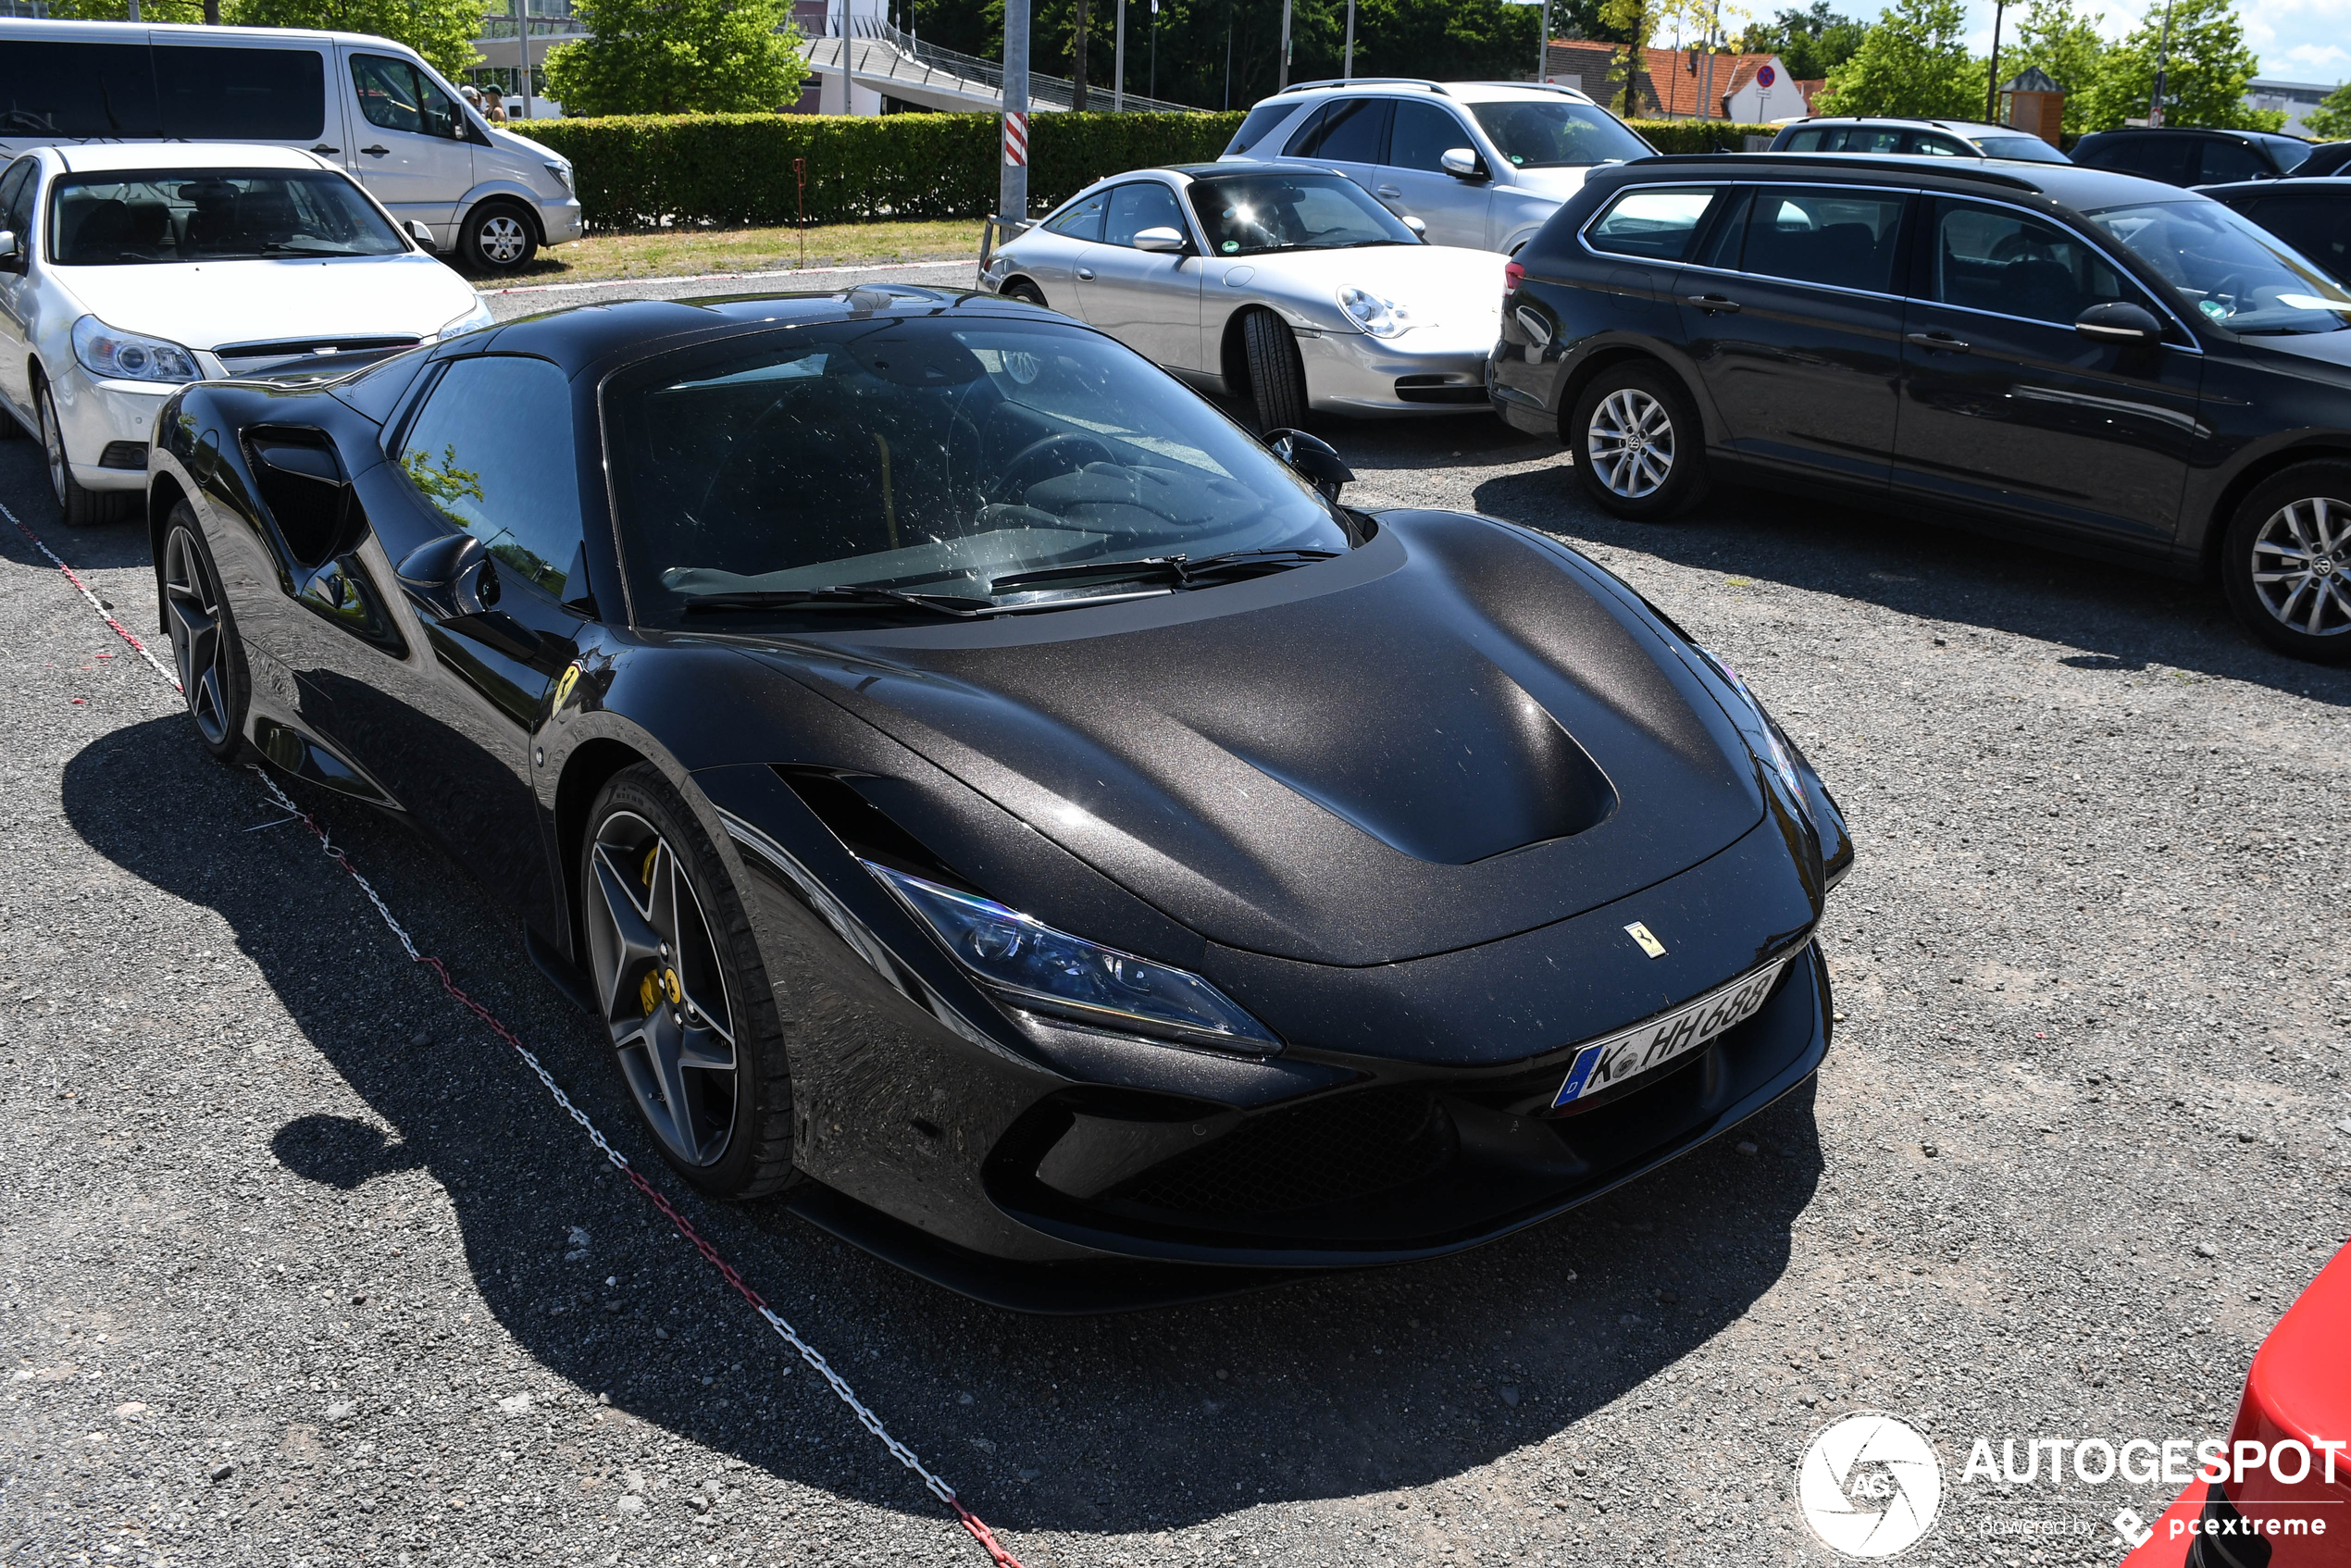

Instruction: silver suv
[1219,79,1653,254]
[1768,117,2071,165]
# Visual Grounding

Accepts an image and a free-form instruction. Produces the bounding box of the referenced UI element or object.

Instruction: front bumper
[541,195,584,246]
[46,367,177,493]
[1297,321,1501,416]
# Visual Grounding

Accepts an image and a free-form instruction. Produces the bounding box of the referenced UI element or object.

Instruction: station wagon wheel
[159,504,252,763]
[580,765,801,1196]
[2221,463,2351,664]
[1569,363,1710,521]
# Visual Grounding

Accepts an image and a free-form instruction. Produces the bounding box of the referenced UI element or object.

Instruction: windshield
[1973,133,2070,165]
[603,317,1353,625]
[2088,199,2351,334]
[1184,172,1419,256]
[50,169,407,265]
[1469,99,1651,169]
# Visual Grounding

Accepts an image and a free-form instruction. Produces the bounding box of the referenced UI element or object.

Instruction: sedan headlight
[863,861,1279,1052]
[71,316,201,384]
[1337,286,1411,338]
[438,298,496,340]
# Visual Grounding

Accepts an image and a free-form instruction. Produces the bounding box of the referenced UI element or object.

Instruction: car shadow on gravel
[66,712,1826,1538]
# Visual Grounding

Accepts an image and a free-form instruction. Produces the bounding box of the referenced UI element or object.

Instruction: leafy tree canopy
[2307,82,2351,142]
[540,0,807,114]
[230,0,489,79]
[1736,1,1867,83]
[1813,0,1977,118]
[2075,0,2278,131]
[2001,0,2105,133]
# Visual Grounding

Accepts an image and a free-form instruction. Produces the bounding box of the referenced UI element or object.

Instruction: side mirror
[2075,300,2165,345]
[1400,215,1428,238]
[0,230,20,272]
[1262,427,1353,504]
[405,220,438,252]
[396,531,500,620]
[1131,226,1188,254]
[1441,148,1488,182]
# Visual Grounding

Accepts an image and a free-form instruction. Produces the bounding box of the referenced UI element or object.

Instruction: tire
[456,199,538,275]
[38,381,111,528]
[579,764,801,1198]
[2219,462,2351,664]
[1241,308,1310,433]
[1000,279,1048,307]
[159,503,254,763]
[1569,362,1710,521]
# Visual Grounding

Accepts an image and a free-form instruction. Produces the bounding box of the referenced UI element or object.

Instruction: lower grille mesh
[1109,1087,1454,1216]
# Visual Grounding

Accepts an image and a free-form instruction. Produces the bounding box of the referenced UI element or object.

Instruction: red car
[2124,1239,2351,1567]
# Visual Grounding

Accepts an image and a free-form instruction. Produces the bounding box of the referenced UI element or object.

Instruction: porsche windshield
[603,317,1352,623]
[2088,199,2351,334]
[49,170,408,265]
[1185,173,1421,256]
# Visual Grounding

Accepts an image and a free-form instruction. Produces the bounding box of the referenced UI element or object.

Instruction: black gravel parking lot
[5,273,2348,1568]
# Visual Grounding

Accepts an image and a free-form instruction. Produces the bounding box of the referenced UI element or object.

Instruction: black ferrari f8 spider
[144,286,1850,1305]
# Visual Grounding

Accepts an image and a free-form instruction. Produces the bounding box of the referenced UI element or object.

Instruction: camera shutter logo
[1796,1412,1942,1558]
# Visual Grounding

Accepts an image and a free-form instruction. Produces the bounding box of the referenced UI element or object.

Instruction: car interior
[50,173,405,265]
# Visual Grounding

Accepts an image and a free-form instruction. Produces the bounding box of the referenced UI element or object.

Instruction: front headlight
[544,160,574,194]
[438,298,496,340]
[1337,286,1410,338]
[1693,644,1808,817]
[862,862,1279,1052]
[71,316,202,384]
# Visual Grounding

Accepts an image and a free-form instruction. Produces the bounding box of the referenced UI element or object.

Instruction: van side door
[152,38,340,158]
[338,47,480,240]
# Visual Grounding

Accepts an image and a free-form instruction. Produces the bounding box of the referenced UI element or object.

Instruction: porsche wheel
[1571,363,1709,520]
[2220,464,2351,664]
[1242,309,1309,433]
[458,200,538,275]
[160,505,252,762]
[39,382,110,528]
[582,765,800,1197]
[1000,279,1048,307]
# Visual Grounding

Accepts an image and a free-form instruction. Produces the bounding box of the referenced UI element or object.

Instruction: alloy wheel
[39,391,67,506]
[162,526,232,747]
[478,214,529,266]
[2250,496,2351,640]
[585,812,739,1167]
[1586,388,1676,500]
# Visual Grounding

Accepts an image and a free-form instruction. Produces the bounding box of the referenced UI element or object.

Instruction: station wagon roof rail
[1624,153,2045,192]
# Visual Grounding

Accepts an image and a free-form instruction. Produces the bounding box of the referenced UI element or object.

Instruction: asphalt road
[4,296,2349,1568]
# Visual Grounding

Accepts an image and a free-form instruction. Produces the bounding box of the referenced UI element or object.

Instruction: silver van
[1218,79,1654,255]
[0,18,581,274]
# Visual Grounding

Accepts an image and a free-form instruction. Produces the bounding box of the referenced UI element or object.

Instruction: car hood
[1499,165,1600,201]
[1229,243,1503,330]
[53,255,480,355]
[753,513,1771,967]
[2233,323,2351,373]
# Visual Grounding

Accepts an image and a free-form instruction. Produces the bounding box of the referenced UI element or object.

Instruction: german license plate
[1551,956,1793,1109]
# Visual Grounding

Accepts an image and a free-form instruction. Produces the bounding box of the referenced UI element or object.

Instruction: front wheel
[39,382,111,527]
[1569,363,1710,520]
[2220,463,2351,663]
[160,504,253,762]
[457,200,538,274]
[580,764,801,1197]
[1241,309,1310,433]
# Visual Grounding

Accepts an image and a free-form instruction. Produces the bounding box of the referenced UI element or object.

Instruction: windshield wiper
[679,586,999,618]
[989,547,1340,597]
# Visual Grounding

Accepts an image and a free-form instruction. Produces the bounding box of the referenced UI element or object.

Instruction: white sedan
[980,163,1503,430]
[0,143,492,525]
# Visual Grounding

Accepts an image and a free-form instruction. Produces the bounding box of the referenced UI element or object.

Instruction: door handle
[1906,331,1971,353]
[311,143,340,156]
[1075,267,1095,280]
[1376,184,1401,196]
[1686,293,1741,313]
[360,144,391,157]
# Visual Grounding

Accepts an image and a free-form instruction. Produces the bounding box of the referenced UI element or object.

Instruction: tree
[2074,0,2277,131]
[41,0,208,21]
[233,0,487,79]
[1812,0,1979,118]
[1737,2,1866,82]
[2307,82,2351,142]
[539,0,806,115]
[2003,0,2105,133]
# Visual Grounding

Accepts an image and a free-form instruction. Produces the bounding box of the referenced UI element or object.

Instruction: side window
[1779,129,1827,152]
[155,48,326,140]
[1282,104,1333,157]
[1927,199,2135,325]
[2249,197,2351,279]
[1390,101,1472,171]
[0,42,162,138]
[1311,98,1390,164]
[1102,182,1188,246]
[1042,190,1107,242]
[1907,133,1972,157]
[0,160,33,241]
[1738,187,1907,292]
[2134,137,2200,184]
[1585,185,1721,262]
[1225,101,1299,157]
[398,356,582,599]
[2198,138,2269,184]
[351,54,462,140]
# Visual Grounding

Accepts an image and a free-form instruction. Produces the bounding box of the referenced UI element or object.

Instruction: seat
[65,197,131,257]
[232,185,300,246]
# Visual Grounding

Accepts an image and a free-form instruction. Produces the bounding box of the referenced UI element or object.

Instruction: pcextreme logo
[1797,1412,1944,1558]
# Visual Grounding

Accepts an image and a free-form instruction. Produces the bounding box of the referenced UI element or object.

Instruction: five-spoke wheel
[160,506,249,760]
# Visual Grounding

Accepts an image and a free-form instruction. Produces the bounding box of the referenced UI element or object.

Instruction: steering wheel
[2206,272,2250,319]
[989,431,1118,506]
[1988,231,2052,265]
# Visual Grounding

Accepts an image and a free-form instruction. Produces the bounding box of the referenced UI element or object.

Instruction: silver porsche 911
[978,162,1504,430]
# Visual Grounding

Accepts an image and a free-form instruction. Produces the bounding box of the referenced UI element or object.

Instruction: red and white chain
[7,499,1026,1568]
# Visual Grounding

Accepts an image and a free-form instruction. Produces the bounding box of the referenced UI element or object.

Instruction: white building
[2245,78,2339,140]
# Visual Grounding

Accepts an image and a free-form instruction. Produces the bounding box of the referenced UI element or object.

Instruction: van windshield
[50,170,408,266]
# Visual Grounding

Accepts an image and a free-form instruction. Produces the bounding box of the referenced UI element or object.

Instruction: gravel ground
[4,310,2349,1568]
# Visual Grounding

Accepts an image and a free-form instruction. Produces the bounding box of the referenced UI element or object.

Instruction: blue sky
[1959,0,2346,88]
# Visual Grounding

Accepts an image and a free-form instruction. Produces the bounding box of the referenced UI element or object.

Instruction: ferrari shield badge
[1623,921,1668,959]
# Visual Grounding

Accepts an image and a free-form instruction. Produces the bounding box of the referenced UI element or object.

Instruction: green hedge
[1624,120,1780,154]
[525,110,1246,230]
